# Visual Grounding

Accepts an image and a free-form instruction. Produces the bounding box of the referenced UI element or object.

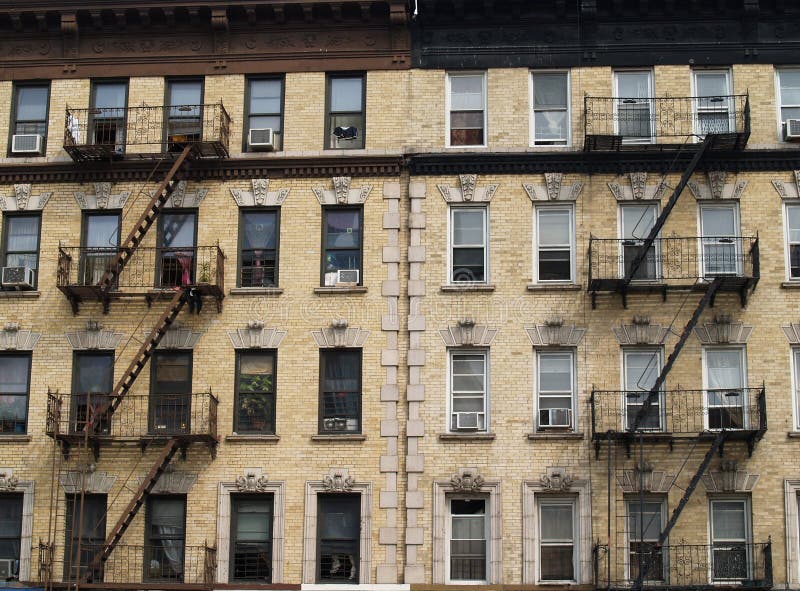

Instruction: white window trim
[0,479,33,581]
[620,347,665,432]
[445,496,489,584]
[433,478,501,584]
[447,348,489,433]
[784,200,800,282]
[624,496,667,582]
[697,201,742,278]
[447,204,489,285]
[784,480,800,586]
[530,70,571,147]
[536,497,578,583]
[708,496,753,583]
[792,348,800,431]
[445,71,488,149]
[534,348,577,432]
[217,479,286,583]
[533,203,576,284]
[775,68,800,142]
[618,201,662,281]
[701,345,748,431]
[613,69,655,144]
[691,68,734,140]
[522,479,591,584]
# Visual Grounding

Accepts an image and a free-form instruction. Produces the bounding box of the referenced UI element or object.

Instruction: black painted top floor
[411,0,800,69]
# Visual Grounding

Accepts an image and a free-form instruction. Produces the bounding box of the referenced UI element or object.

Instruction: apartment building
[1,1,800,591]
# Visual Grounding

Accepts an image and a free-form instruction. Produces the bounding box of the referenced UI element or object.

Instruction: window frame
[708,496,752,583]
[243,76,285,153]
[784,201,800,282]
[701,345,748,431]
[534,348,576,432]
[446,71,488,148]
[64,493,107,581]
[89,78,129,153]
[776,68,800,141]
[625,496,667,583]
[618,201,661,282]
[8,81,50,156]
[691,68,734,139]
[229,492,274,583]
[1,212,42,290]
[144,495,187,583]
[613,69,655,143]
[530,70,571,147]
[234,349,277,435]
[697,201,742,278]
[318,348,362,435]
[533,203,575,284]
[793,348,800,431]
[237,207,280,288]
[70,350,115,435]
[163,78,205,152]
[448,204,489,285]
[149,349,193,436]
[315,493,361,583]
[446,495,489,584]
[155,208,198,288]
[0,492,23,579]
[320,205,364,287]
[621,347,665,432]
[0,352,32,435]
[447,349,489,434]
[537,496,578,583]
[324,72,366,150]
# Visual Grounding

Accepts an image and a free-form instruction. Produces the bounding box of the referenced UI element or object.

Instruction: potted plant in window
[239,373,273,431]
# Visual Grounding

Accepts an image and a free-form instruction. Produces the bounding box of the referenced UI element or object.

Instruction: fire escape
[584,93,772,591]
[42,101,229,590]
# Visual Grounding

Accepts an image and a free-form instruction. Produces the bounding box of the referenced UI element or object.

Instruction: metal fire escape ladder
[84,438,180,582]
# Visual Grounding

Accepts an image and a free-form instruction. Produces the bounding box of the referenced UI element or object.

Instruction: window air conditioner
[539,408,572,428]
[454,411,483,431]
[336,269,359,285]
[0,558,15,579]
[785,119,800,141]
[324,417,348,431]
[11,134,43,154]
[1,266,35,289]
[248,128,275,151]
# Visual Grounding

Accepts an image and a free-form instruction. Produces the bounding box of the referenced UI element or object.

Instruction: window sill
[527,431,584,440]
[527,283,582,292]
[0,290,39,298]
[438,432,496,442]
[313,286,368,295]
[781,282,800,289]
[440,284,496,293]
[787,432,800,438]
[225,434,280,443]
[311,434,366,442]
[229,287,283,296]
[0,435,31,442]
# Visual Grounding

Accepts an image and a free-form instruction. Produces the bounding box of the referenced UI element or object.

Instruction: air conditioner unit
[539,408,572,428]
[785,119,800,141]
[0,558,16,579]
[248,128,275,151]
[1,266,35,289]
[454,411,483,431]
[11,134,43,154]
[324,417,348,431]
[337,269,359,285]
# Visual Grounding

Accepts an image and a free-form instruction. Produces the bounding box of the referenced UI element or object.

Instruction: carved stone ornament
[66,320,125,350]
[0,468,18,491]
[227,321,287,349]
[694,315,753,345]
[0,323,41,351]
[616,461,676,493]
[312,176,372,205]
[687,171,747,200]
[612,316,670,345]
[450,468,485,492]
[322,468,355,493]
[439,319,498,347]
[59,469,117,494]
[0,184,53,211]
[608,172,670,202]
[153,324,204,349]
[438,174,498,203]
[312,321,369,348]
[152,181,209,208]
[702,460,759,493]
[230,178,290,207]
[73,183,132,210]
[144,470,198,495]
[523,173,584,202]
[236,468,269,493]
[526,317,586,347]
[540,467,575,492]
[771,171,800,200]
[782,322,800,344]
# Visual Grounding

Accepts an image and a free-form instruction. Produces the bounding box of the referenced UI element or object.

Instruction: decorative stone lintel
[151,181,208,209]
[687,171,747,200]
[141,470,197,494]
[616,461,676,493]
[235,468,269,492]
[322,468,356,493]
[539,467,575,492]
[450,467,485,492]
[0,184,52,211]
[782,322,800,344]
[0,323,41,351]
[702,461,759,493]
[608,172,669,201]
[438,174,497,203]
[59,469,116,494]
[439,320,497,347]
[772,171,800,200]
[0,468,19,491]
[154,324,204,349]
[523,173,584,202]
[694,316,753,345]
[73,183,131,210]
[312,321,369,348]
[227,321,287,349]
[526,318,586,347]
[312,176,372,205]
[230,178,290,207]
[612,317,669,346]
[66,320,125,350]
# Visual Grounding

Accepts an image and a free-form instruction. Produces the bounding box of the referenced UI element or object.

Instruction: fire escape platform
[584,131,750,153]
[587,275,758,297]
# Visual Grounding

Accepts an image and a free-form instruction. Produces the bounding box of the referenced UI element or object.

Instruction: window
[531,71,569,146]
[450,206,488,284]
[538,498,576,582]
[70,351,114,435]
[239,209,279,288]
[449,350,487,432]
[317,494,360,583]
[89,80,127,151]
[166,79,203,152]
[614,71,653,142]
[157,211,197,288]
[326,75,365,149]
[786,203,800,280]
[145,496,186,582]
[623,349,663,431]
[150,351,192,435]
[699,203,741,277]
[0,355,31,434]
[80,212,120,286]
[534,205,574,282]
[0,494,23,580]
[230,494,273,582]
[10,83,49,153]
[1,214,41,289]
[794,349,800,430]
[245,78,283,151]
[710,498,751,581]
[777,69,800,137]
[704,347,746,430]
[321,207,362,287]
[65,494,106,581]
[319,349,361,434]
[536,350,575,431]
[447,73,486,147]
[627,498,665,582]
[693,69,733,136]
[235,350,276,434]
[448,497,487,582]
[620,203,659,281]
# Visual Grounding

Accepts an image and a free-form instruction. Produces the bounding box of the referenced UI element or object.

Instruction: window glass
[627,500,665,582]
[795,349,800,428]
[169,81,202,108]
[65,494,106,580]
[0,494,23,579]
[0,355,30,434]
[94,83,126,111]
[3,215,40,273]
[16,87,48,123]
[451,207,486,283]
[621,203,658,280]
[710,499,749,580]
[450,498,486,582]
[327,76,364,149]
[624,350,662,430]
[539,501,574,581]
[146,496,186,582]
[247,79,282,150]
[449,74,485,146]
[533,73,569,144]
[236,351,276,434]
[84,214,119,249]
[320,350,361,433]
[780,70,800,121]
[322,208,362,284]
[451,352,487,431]
[231,494,273,582]
[696,72,729,97]
[158,212,197,287]
[240,210,278,287]
[330,78,363,112]
[317,494,360,583]
[705,349,745,430]
[537,351,574,430]
[536,207,573,281]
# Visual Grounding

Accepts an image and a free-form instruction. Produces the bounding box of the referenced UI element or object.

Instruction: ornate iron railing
[46,391,218,440]
[594,541,772,590]
[584,94,750,144]
[590,387,767,438]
